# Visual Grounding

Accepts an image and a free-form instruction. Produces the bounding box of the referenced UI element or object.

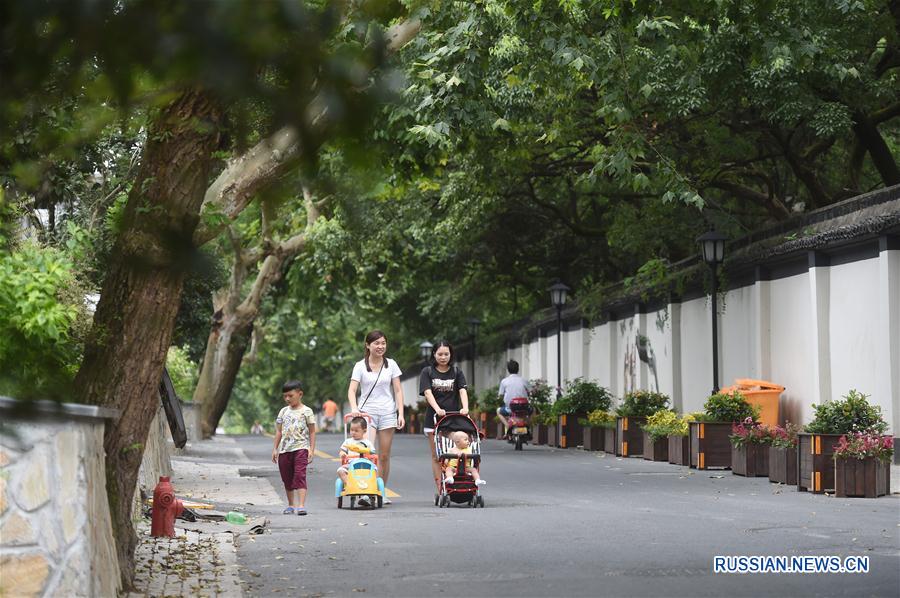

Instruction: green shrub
[700,391,759,423]
[553,378,613,415]
[527,378,552,410]
[585,409,617,429]
[0,243,84,399]
[642,410,691,440]
[166,345,198,400]
[804,390,888,435]
[476,385,502,414]
[615,390,670,418]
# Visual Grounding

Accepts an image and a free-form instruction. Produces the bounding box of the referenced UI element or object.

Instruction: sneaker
[475,479,486,486]
[282,506,295,515]
[383,497,392,505]
[296,507,307,516]
[444,476,454,485]
[356,496,371,508]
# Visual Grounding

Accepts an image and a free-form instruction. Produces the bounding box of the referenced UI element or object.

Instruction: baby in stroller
[444,431,486,485]
[434,412,485,508]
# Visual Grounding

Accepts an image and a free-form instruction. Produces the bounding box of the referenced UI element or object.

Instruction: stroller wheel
[441,494,450,508]
[468,497,475,508]
[476,495,485,508]
[434,493,439,506]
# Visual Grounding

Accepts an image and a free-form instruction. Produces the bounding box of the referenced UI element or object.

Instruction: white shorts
[367,411,398,431]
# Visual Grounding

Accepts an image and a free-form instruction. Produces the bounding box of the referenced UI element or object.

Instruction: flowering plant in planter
[730,417,773,447]
[769,422,800,449]
[642,410,685,441]
[834,432,894,462]
[586,409,616,429]
[804,390,888,434]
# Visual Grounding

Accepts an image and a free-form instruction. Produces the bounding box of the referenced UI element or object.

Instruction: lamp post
[419,340,433,365]
[697,230,727,395]
[549,282,570,400]
[468,318,481,391]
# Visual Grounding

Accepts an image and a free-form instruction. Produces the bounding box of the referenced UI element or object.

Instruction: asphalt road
[224,433,900,597]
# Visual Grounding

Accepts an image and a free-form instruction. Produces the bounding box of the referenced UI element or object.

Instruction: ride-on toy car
[334,414,384,509]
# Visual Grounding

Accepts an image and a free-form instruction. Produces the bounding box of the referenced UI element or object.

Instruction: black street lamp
[468,318,481,391]
[549,282,570,400]
[697,230,727,395]
[419,340,433,365]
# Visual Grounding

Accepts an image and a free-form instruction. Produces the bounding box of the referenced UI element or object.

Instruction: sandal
[282,506,295,515]
[296,507,307,516]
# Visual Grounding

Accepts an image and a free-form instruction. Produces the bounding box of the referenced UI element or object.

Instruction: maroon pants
[278,449,309,490]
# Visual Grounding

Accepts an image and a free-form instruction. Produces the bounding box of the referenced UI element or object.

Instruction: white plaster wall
[399,255,897,434]
[644,307,674,399]
[585,325,605,383]
[828,260,879,404]
[400,375,418,408]
[719,285,755,387]
[679,296,714,413]
[766,273,815,424]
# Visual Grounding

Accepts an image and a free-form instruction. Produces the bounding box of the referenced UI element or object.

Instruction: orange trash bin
[720,378,784,427]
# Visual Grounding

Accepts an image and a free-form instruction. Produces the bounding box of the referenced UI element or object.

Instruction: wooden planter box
[583,427,603,451]
[546,421,560,447]
[768,446,797,485]
[689,422,732,469]
[732,443,769,477]
[603,426,617,454]
[642,431,668,461]
[532,423,548,445]
[616,416,646,457]
[835,457,891,498]
[478,412,493,438]
[797,433,842,493]
[668,435,690,466]
[559,413,585,448]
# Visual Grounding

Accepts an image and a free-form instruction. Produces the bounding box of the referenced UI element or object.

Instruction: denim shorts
[367,411,398,431]
[497,406,511,417]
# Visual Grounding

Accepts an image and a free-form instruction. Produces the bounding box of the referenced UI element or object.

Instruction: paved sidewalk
[130,436,280,597]
[130,525,241,597]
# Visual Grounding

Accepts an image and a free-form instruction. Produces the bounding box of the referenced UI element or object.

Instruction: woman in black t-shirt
[418,340,469,490]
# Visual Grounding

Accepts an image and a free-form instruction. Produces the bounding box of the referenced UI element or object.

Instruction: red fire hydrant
[151,476,184,537]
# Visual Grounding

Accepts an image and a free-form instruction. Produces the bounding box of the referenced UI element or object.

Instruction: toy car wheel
[337,497,343,509]
[376,495,383,508]
[349,496,356,509]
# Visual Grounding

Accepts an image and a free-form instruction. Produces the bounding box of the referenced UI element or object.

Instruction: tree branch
[194,18,421,247]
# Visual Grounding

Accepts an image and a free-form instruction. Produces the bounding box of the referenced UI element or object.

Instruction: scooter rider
[496,360,530,435]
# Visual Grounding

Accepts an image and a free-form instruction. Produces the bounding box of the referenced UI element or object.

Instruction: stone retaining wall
[0,400,121,597]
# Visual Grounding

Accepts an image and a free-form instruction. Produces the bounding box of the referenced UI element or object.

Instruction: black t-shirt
[418,365,467,427]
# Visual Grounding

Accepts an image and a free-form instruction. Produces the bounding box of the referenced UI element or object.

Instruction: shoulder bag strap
[358,360,385,412]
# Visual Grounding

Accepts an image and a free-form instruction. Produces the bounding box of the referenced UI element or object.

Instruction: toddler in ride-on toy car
[444,430,486,486]
[337,416,375,486]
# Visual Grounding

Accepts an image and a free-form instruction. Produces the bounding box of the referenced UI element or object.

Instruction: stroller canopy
[435,413,479,436]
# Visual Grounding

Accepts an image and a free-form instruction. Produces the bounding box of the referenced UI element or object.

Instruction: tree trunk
[73,89,222,588]
[197,311,253,438]
[853,112,900,186]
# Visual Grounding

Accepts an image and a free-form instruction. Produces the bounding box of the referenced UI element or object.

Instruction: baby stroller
[434,412,485,508]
